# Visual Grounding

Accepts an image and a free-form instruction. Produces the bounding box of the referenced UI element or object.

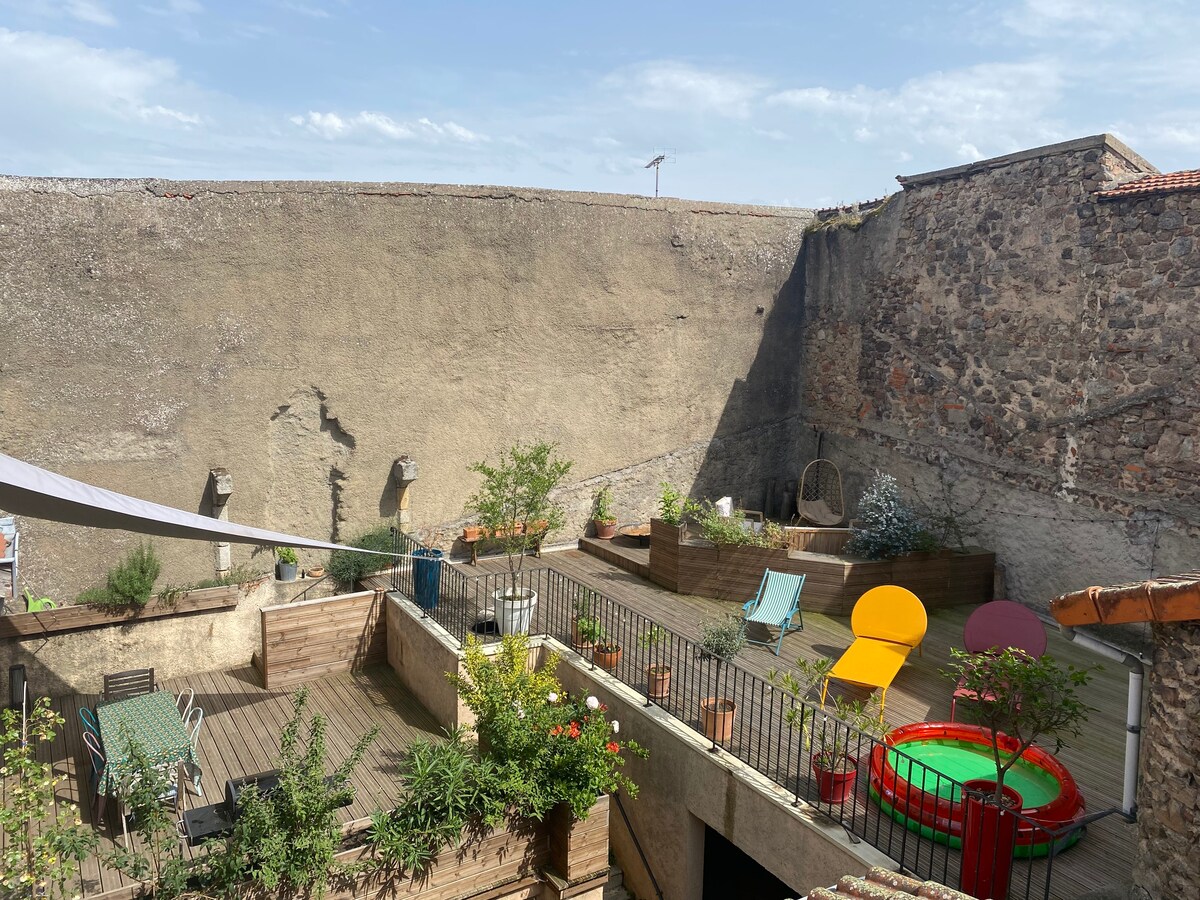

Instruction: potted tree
[698,614,746,748]
[592,486,618,540]
[944,648,1093,900]
[467,442,573,635]
[769,657,886,803]
[275,546,299,582]
[640,625,672,702]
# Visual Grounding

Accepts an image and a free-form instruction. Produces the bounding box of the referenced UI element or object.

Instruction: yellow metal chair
[821,585,927,720]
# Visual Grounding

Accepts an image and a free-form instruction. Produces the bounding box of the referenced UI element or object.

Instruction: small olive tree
[466,441,573,598]
[944,648,1093,805]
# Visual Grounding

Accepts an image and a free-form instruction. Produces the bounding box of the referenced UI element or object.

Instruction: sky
[1,0,1198,207]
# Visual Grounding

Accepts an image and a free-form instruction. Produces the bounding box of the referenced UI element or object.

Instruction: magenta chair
[950,600,1047,721]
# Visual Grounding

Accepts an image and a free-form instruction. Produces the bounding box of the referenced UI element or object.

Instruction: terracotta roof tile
[799,867,974,900]
[1096,168,1200,199]
[1051,572,1200,626]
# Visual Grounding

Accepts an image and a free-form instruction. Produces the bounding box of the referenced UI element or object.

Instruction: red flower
[600,703,608,712]
[606,742,620,753]
[568,721,581,739]
[550,725,564,737]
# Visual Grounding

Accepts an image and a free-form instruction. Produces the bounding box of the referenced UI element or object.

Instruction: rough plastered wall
[0,177,811,598]
[800,135,1200,611]
[1132,621,1200,900]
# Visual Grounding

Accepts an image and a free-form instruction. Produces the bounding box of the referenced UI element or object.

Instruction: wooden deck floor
[462,546,1138,898]
[43,665,442,898]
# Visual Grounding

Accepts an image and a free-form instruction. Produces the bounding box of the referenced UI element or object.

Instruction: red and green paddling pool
[869,722,1086,857]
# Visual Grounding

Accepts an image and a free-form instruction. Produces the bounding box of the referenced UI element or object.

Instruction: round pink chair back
[962,599,1047,658]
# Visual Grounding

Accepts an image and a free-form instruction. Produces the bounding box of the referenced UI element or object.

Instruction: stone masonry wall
[800,136,1200,609]
[1132,621,1200,900]
[0,177,811,599]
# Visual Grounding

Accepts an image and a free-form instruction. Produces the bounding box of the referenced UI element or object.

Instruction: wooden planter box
[0,585,240,640]
[648,524,993,614]
[90,798,609,900]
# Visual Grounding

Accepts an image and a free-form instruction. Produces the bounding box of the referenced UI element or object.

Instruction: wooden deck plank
[462,548,1138,898]
[45,664,443,899]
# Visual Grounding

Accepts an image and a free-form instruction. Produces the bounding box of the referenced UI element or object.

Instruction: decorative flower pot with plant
[960,779,1024,900]
[275,546,299,582]
[573,614,603,655]
[943,647,1094,900]
[639,625,672,702]
[592,485,618,539]
[593,638,622,672]
[768,656,886,804]
[698,614,747,749]
[467,441,573,634]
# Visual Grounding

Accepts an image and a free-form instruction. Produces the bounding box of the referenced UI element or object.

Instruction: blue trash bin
[412,548,443,610]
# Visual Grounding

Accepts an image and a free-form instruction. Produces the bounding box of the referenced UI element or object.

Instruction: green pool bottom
[873,740,1083,859]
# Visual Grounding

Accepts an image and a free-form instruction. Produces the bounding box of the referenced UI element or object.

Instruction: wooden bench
[461,522,549,565]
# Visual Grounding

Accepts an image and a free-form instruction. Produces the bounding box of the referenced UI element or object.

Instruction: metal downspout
[1039,613,1146,820]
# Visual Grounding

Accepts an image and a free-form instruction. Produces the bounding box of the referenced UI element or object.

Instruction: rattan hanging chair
[797,459,845,526]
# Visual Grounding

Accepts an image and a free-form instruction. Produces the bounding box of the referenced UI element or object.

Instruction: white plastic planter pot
[493,587,538,635]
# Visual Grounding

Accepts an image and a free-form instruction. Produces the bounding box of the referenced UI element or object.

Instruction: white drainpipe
[1039,613,1147,820]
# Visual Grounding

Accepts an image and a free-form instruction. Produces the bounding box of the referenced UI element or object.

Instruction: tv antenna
[644,149,675,197]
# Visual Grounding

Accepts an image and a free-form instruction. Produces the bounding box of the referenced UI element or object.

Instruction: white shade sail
[0,452,390,555]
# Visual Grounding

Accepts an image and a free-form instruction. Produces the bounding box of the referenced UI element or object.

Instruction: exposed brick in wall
[801,138,1200,607]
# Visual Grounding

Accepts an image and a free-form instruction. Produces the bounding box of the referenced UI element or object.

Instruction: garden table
[96,690,194,795]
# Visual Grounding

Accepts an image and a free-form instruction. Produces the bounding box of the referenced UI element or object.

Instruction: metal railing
[388,549,1102,900]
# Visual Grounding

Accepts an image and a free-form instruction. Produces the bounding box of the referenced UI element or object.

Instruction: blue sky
[1,1,1197,206]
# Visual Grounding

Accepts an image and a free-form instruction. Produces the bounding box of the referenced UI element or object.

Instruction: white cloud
[767,61,1065,161]
[65,0,116,26]
[603,61,766,118]
[291,110,487,144]
[0,28,201,127]
[1002,0,1151,45]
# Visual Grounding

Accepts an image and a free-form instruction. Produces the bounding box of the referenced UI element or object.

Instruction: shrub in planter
[467,442,573,618]
[327,525,394,590]
[78,543,162,609]
[698,614,747,744]
[844,471,928,560]
[449,634,645,820]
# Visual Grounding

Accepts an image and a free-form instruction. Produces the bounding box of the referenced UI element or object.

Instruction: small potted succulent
[592,486,618,540]
[698,614,746,747]
[275,546,299,582]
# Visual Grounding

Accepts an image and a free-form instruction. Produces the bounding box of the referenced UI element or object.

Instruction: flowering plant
[0,698,97,898]
[449,634,646,819]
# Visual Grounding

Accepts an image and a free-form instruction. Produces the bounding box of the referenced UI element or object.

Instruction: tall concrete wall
[0,177,811,598]
[798,135,1200,612]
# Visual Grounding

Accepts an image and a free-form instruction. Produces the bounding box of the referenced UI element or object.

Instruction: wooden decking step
[578,536,650,578]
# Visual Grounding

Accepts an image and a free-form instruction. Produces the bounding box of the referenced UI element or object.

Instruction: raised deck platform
[578,534,649,578]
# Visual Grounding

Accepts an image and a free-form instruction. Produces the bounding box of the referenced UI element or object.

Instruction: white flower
[547,692,559,703]
[586,696,600,710]
[611,720,620,734]
[517,709,526,719]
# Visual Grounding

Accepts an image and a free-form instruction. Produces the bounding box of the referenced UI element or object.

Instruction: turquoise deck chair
[740,569,806,656]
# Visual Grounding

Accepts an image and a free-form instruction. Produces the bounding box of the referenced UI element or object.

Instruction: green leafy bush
[275,546,299,565]
[368,729,513,873]
[0,699,96,898]
[197,687,379,893]
[844,472,926,560]
[79,543,162,608]
[327,525,394,589]
[449,634,645,820]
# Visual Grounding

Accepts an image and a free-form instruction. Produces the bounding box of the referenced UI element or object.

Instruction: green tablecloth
[96,690,194,795]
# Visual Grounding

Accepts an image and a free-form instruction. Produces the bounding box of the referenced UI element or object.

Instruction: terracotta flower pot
[647,665,672,701]
[594,519,618,540]
[572,621,596,654]
[700,697,736,742]
[593,645,622,671]
[306,566,325,578]
[462,526,484,542]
